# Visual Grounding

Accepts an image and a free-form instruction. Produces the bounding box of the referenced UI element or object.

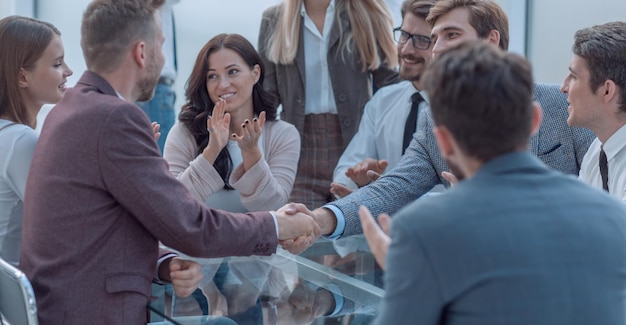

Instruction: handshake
[273,203,334,254]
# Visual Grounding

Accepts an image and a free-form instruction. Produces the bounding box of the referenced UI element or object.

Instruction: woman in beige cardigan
[164,34,300,212]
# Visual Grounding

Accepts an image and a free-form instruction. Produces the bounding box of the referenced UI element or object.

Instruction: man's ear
[487,29,500,48]
[433,126,454,159]
[132,41,146,68]
[530,101,543,136]
[601,79,619,109]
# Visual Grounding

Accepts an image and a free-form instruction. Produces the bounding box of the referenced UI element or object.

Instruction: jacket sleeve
[163,122,225,202]
[100,104,278,257]
[330,107,444,237]
[230,122,300,211]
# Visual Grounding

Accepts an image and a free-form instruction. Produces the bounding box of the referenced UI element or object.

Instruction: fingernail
[245,120,250,124]
[253,118,258,122]
[242,124,246,128]
[232,134,237,138]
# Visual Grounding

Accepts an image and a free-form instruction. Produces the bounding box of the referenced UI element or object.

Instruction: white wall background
[528,0,626,84]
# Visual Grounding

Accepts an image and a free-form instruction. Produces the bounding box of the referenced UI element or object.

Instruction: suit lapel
[294,19,306,88]
[328,11,343,50]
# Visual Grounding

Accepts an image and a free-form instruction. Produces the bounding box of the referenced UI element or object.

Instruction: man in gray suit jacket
[19,0,319,324]
[375,40,626,325]
[299,0,594,247]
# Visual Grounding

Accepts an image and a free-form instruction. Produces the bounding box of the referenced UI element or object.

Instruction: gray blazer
[376,152,626,324]
[258,4,401,145]
[330,83,595,236]
[20,71,278,324]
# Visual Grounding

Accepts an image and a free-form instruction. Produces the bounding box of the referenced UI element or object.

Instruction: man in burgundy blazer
[19,0,318,324]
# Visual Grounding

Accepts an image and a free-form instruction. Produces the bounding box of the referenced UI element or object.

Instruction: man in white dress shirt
[561,21,626,201]
[331,0,436,198]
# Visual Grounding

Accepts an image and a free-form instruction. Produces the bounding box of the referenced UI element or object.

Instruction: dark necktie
[403,92,424,154]
[599,145,609,192]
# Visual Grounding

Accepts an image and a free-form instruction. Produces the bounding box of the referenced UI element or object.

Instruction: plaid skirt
[289,113,345,209]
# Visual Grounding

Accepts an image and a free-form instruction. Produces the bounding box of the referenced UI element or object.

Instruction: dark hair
[0,16,60,127]
[81,0,164,73]
[426,0,509,51]
[401,0,437,23]
[423,41,533,161]
[573,21,626,113]
[179,33,278,190]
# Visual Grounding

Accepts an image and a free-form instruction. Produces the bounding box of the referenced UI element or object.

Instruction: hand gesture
[203,99,231,163]
[358,206,391,270]
[330,182,353,199]
[274,203,321,254]
[233,111,265,153]
[233,111,265,171]
[169,258,203,298]
[151,121,161,142]
[441,171,459,186]
[345,159,388,187]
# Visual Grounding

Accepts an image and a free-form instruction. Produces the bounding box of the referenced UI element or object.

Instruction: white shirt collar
[300,0,335,17]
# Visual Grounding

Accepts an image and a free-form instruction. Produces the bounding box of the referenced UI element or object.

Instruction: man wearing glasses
[331,0,437,198]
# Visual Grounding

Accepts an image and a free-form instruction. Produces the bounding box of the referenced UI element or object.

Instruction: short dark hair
[423,41,533,161]
[81,0,165,73]
[426,0,509,51]
[0,16,60,126]
[573,21,626,113]
[179,33,278,190]
[401,0,437,23]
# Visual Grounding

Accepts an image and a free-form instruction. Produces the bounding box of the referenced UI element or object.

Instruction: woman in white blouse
[0,16,73,266]
[164,34,300,212]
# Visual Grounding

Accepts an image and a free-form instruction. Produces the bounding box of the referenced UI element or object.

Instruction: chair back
[0,258,38,325]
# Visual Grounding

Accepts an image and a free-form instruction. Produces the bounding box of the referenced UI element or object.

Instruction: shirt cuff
[325,283,344,316]
[321,205,345,240]
[269,211,279,239]
[153,253,178,284]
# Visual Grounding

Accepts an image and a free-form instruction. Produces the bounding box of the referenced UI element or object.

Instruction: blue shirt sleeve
[321,204,346,239]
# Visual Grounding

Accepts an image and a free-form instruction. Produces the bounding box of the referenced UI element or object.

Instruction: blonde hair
[266,0,397,71]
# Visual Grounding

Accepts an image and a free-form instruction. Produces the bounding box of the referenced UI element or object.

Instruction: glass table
[150,237,383,325]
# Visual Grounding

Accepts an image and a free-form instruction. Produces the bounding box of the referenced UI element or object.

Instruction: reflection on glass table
[299,235,384,290]
[149,245,383,325]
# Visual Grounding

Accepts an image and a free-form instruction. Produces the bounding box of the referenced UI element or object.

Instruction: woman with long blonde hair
[259,0,400,209]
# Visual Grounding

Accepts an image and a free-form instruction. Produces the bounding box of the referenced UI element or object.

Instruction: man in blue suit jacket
[302,0,594,244]
[375,40,626,325]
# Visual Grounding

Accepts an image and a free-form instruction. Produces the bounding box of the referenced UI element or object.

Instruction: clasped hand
[274,203,321,254]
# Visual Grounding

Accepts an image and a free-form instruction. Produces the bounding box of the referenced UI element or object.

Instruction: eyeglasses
[393,28,431,50]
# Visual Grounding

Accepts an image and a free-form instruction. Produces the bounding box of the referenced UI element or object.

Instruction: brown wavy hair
[179,33,278,190]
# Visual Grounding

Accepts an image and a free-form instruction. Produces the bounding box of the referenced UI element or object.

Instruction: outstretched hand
[330,182,353,199]
[358,206,391,270]
[203,99,231,163]
[233,111,265,152]
[345,159,388,187]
